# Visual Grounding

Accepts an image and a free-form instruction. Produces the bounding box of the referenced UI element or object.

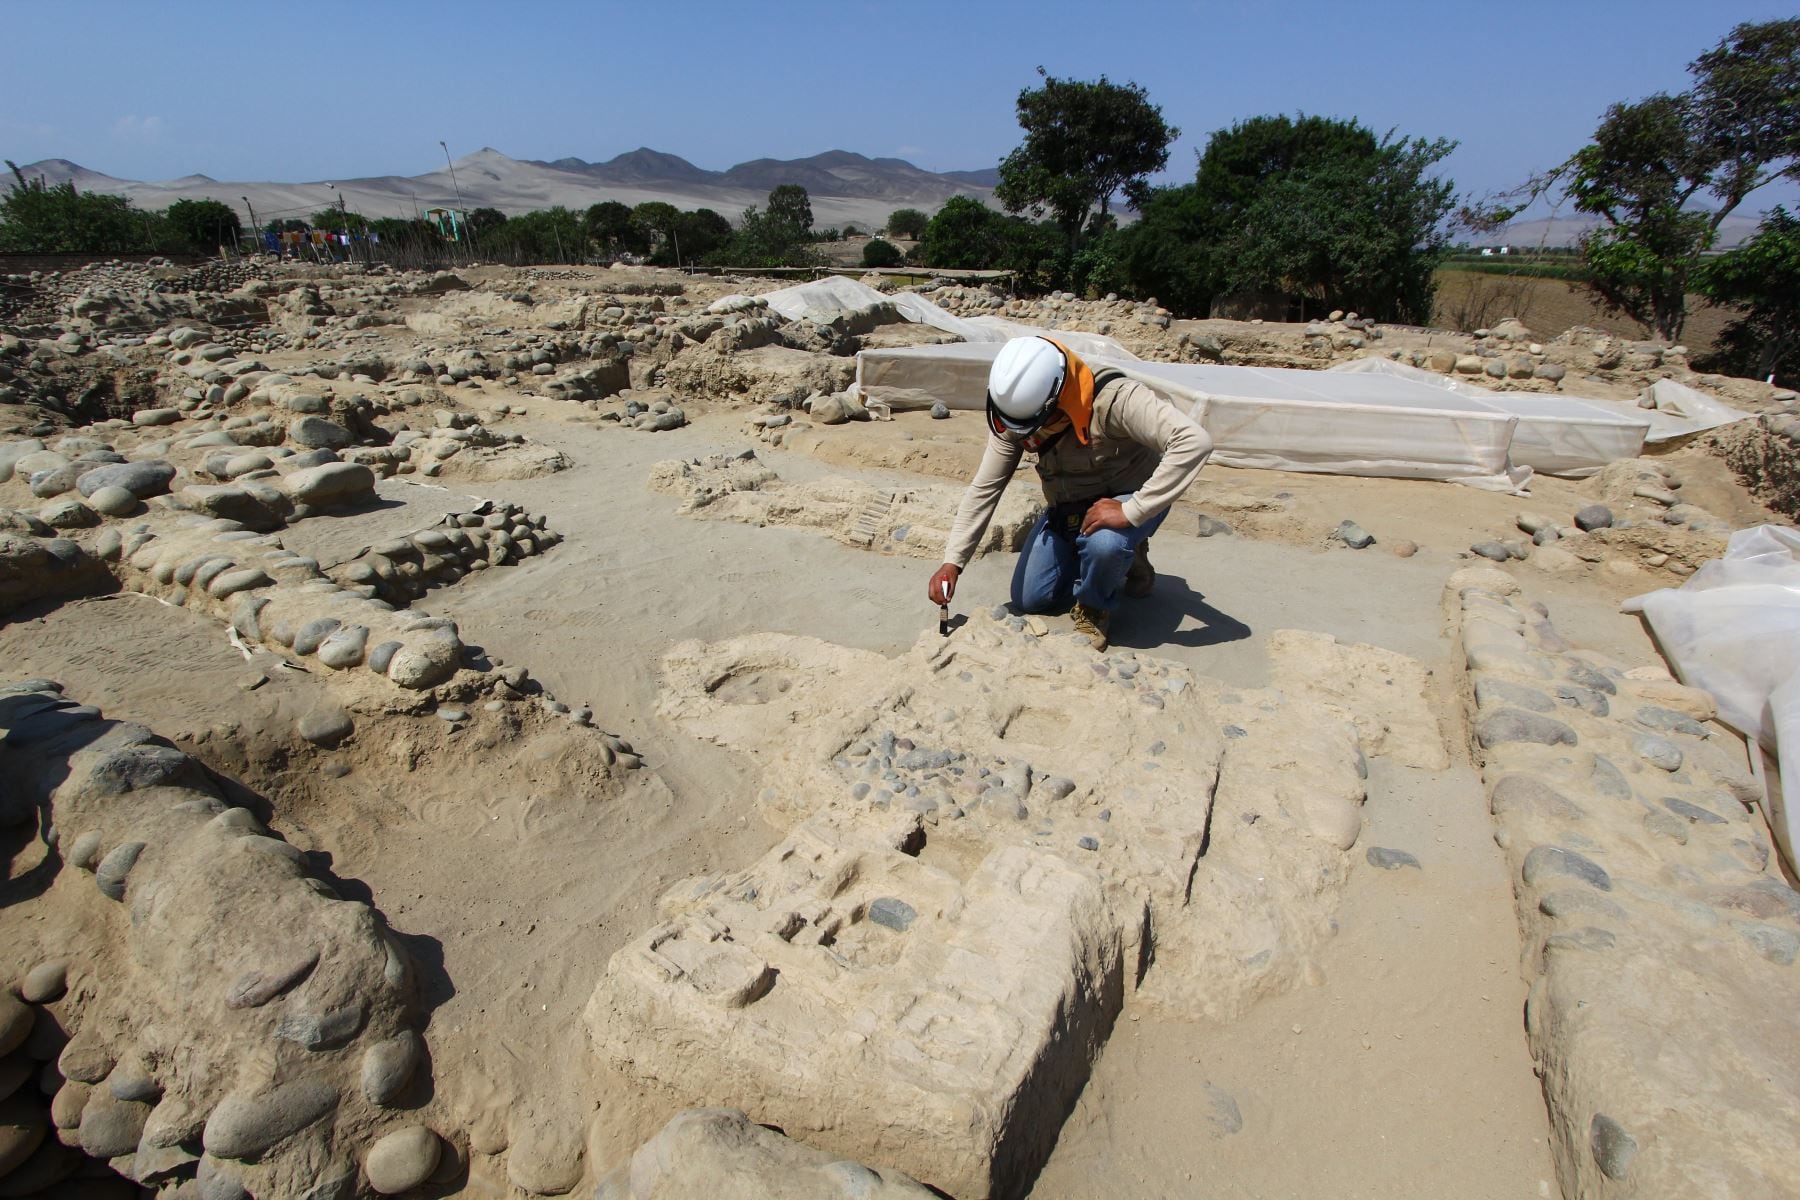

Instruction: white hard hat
[986,336,1066,436]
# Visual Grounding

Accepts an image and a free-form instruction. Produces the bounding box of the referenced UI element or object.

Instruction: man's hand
[1080,497,1131,536]
[928,563,961,605]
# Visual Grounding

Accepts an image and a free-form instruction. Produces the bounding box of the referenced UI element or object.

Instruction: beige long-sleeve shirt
[941,377,1212,569]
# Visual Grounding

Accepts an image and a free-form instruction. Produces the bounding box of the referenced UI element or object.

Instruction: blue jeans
[1010,496,1166,614]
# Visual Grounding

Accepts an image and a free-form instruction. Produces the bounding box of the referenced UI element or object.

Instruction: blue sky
[4,0,1794,211]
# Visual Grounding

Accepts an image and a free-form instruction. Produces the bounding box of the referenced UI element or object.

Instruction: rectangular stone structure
[586,821,1121,1199]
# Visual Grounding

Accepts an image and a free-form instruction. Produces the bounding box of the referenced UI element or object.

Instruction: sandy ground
[4,386,1760,1196]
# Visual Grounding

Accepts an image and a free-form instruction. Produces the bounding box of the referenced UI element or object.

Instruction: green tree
[886,207,928,239]
[862,238,902,268]
[163,198,241,252]
[913,197,1068,287]
[479,207,585,262]
[672,208,732,263]
[917,197,1003,268]
[715,204,821,268]
[766,184,813,235]
[467,207,507,240]
[630,201,680,258]
[584,200,644,256]
[1695,206,1800,384]
[309,207,367,235]
[994,69,1178,241]
[1152,114,1456,322]
[1492,18,1800,340]
[0,164,161,252]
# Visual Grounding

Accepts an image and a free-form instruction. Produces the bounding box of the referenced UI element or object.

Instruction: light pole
[439,141,466,239]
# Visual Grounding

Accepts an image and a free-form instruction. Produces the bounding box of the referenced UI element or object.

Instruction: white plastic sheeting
[1629,378,1754,443]
[1624,525,1800,872]
[856,344,1529,490]
[1330,358,1648,477]
[1120,362,1529,491]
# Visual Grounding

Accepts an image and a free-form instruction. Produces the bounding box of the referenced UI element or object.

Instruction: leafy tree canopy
[886,208,928,239]
[584,200,644,256]
[994,69,1177,239]
[163,198,241,252]
[765,184,813,235]
[0,166,161,253]
[862,237,903,268]
[1695,205,1800,384]
[1489,18,1800,340]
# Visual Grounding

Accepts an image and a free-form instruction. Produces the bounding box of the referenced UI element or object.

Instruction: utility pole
[241,196,258,253]
[439,141,466,230]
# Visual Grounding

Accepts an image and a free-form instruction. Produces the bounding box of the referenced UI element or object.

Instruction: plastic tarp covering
[1115,362,1528,491]
[1330,358,1648,477]
[855,346,1528,490]
[857,342,1003,412]
[1623,525,1800,872]
[1629,378,1754,442]
[758,277,980,339]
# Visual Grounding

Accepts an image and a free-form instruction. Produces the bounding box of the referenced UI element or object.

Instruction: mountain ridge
[10,147,999,231]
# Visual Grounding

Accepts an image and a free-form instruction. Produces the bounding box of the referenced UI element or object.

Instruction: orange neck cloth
[1041,337,1096,446]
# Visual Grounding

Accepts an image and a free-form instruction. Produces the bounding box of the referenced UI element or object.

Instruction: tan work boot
[1071,603,1111,651]
[1124,540,1155,598]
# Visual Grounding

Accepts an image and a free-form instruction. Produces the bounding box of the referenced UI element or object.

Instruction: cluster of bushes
[0,165,243,255]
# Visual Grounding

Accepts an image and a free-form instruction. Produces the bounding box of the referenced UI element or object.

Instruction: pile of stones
[332,500,560,605]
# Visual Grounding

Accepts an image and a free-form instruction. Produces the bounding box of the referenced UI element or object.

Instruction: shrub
[862,238,903,268]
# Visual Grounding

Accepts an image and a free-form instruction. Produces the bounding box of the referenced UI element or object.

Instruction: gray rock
[1574,504,1614,531]
[1469,540,1514,562]
[868,897,916,932]
[77,1091,150,1158]
[930,402,950,419]
[287,416,353,450]
[360,1031,422,1106]
[1546,926,1617,953]
[94,841,146,900]
[1590,755,1631,800]
[1560,661,1616,696]
[283,462,374,507]
[1077,835,1100,851]
[275,1002,365,1051]
[1554,683,1610,717]
[86,485,140,516]
[1473,678,1554,713]
[1475,708,1578,748]
[1194,514,1233,537]
[21,960,67,1004]
[1734,920,1800,966]
[1662,796,1727,825]
[28,464,80,498]
[1522,845,1612,891]
[1635,705,1706,738]
[0,994,33,1058]
[1335,520,1375,549]
[225,948,319,1009]
[197,1155,251,1200]
[317,624,369,669]
[76,460,175,499]
[297,708,354,748]
[364,1125,442,1194]
[1538,889,1627,922]
[367,640,403,674]
[39,498,98,530]
[1204,1083,1243,1134]
[1490,775,1587,822]
[1366,846,1420,870]
[202,1078,339,1160]
[292,617,341,656]
[1632,733,1683,771]
[1589,1113,1637,1181]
